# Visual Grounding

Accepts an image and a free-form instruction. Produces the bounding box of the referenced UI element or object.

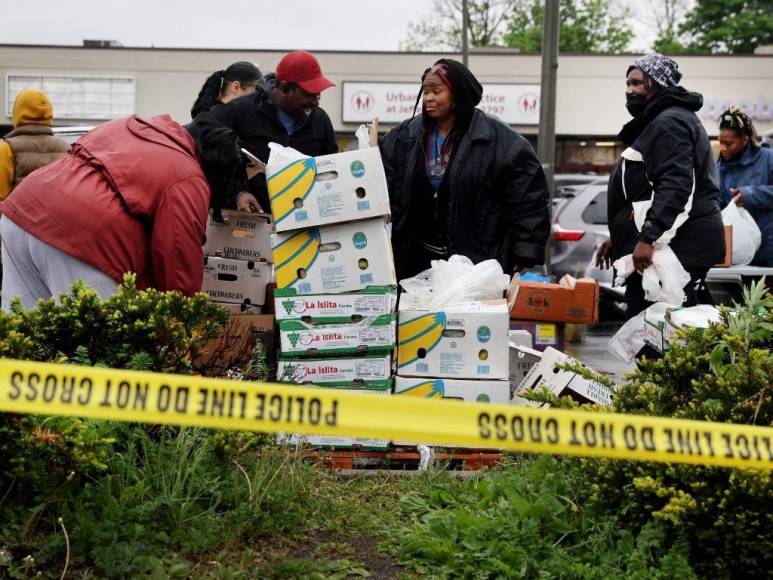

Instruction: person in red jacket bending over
[0,114,243,310]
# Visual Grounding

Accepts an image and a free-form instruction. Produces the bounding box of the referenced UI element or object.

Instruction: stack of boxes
[201,209,274,314]
[394,299,511,444]
[196,210,276,377]
[267,145,397,450]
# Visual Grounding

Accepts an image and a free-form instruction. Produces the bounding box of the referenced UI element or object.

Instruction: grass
[1,425,697,578]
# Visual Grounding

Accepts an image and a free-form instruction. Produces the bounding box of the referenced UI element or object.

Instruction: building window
[6,74,135,120]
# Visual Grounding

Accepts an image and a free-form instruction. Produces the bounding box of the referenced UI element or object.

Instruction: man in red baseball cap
[276,50,335,95]
[207,50,337,212]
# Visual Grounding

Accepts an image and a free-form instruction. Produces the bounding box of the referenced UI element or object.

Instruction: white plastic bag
[613,245,690,305]
[399,254,510,309]
[721,202,761,266]
[608,310,646,363]
[669,304,721,328]
[355,124,371,149]
[267,142,309,169]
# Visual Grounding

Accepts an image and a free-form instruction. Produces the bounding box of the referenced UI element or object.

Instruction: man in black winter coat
[380,59,550,280]
[596,54,725,317]
[207,51,338,213]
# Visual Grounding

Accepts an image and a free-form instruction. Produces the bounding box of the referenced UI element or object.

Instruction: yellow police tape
[0,358,771,470]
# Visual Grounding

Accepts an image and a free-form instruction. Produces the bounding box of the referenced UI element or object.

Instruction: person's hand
[236,192,263,213]
[595,239,613,269]
[732,189,744,207]
[632,241,654,273]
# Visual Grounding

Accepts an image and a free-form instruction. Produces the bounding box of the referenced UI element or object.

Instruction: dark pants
[623,270,707,320]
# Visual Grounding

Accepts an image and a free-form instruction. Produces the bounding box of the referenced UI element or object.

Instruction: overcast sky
[3,0,653,52]
[3,0,435,51]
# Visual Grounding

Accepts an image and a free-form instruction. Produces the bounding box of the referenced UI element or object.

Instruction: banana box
[271,218,396,294]
[393,376,508,445]
[202,257,271,306]
[517,347,613,406]
[278,314,396,357]
[394,376,509,403]
[203,210,273,262]
[274,285,397,321]
[276,354,393,390]
[397,300,509,380]
[267,147,390,232]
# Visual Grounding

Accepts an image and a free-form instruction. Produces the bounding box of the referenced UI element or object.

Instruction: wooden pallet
[299,447,503,471]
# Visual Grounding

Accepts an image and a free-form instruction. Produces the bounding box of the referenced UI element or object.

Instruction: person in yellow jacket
[0,90,69,200]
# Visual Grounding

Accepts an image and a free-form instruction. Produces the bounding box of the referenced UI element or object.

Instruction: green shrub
[5,274,228,372]
[567,281,773,577]
[0,277,231,575]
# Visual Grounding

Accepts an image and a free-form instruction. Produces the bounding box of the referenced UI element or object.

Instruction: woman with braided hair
[380,59,550,279]
[191,61,262,119]
[717,107,773,266]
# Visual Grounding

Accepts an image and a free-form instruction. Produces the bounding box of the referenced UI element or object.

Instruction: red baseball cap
[276,50,335,94]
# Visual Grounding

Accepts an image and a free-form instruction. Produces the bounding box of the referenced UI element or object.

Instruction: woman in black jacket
[596,53,725,317]
[380,59,550,280]
[191,61,262,119]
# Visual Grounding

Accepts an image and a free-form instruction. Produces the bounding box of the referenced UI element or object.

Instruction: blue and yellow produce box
[270,218,396,294]
[397,300,509,380]
[394,376,509,404]
[267,147,390,232]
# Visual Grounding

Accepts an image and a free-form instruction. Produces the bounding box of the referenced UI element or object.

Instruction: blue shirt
[276,107,297,136]
[426,125,447,190]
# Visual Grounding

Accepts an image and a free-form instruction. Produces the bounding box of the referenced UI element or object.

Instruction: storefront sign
[701,95,773,122]
[343,82,540,125]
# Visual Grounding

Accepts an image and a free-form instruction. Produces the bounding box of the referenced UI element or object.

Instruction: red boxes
[507,277,599,325]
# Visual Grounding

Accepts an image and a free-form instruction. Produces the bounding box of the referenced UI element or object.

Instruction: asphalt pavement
[564,322,636,385]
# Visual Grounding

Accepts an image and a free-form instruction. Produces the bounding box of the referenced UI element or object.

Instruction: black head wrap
[185,112,245,222]
[412,58,483,134]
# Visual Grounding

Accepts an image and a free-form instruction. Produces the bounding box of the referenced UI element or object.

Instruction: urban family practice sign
[342,82,540,125]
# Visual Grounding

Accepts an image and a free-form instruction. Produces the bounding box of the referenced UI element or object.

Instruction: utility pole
[462,0,470,67]
[538,0,559,272]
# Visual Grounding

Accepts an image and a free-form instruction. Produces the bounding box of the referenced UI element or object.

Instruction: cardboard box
[397,300,509,380]
[517,347,613,406]
[192,314,275,377]
[280,388,391,450]
[278,314,396,357]
[274,285,397,321]
[715,224,733,267]
[393,376,509,445]
[271,218,396,293]
[643,303,672,353]
[509,320,565,352]
[282,434,390,450]
[509,344,542,398]
[267,147,390,232]
[394,376,510,404]
[507,277,599,325]
[276,354,392,389]
[202,256,271,306]
[663,305,721,347]
[508,329,533,348]
[214,302,263,315]
[203,210,273,262]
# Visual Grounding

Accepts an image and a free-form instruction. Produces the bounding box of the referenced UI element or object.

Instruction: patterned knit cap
[627,53,682,88]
